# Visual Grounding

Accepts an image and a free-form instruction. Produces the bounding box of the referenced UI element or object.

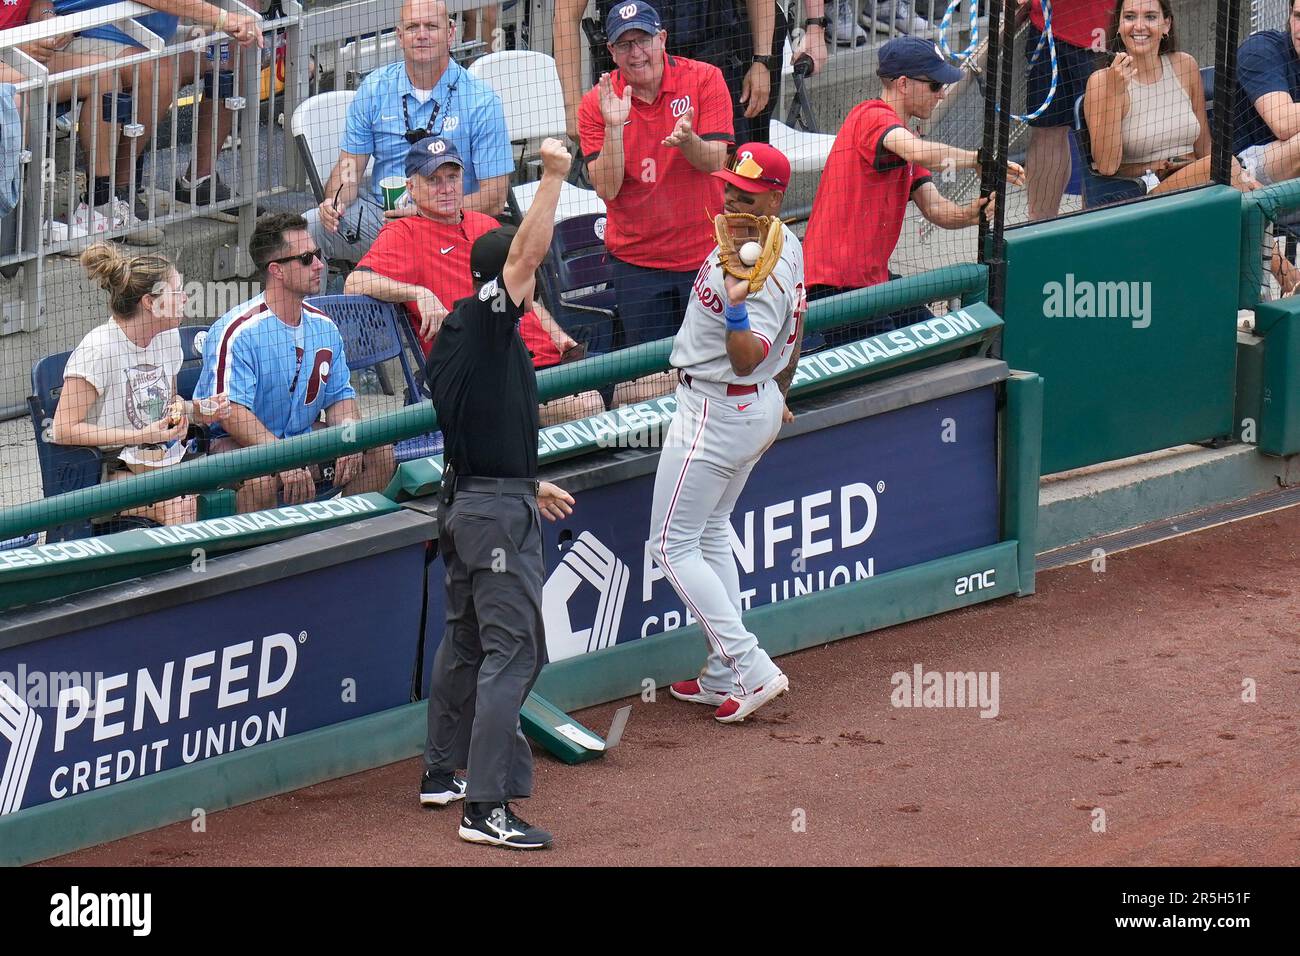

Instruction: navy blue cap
[877,37,963,85]
[605,1,662,44]
[404,136,464,178]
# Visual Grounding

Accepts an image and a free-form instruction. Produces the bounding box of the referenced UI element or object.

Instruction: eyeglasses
[269,249,323,267]
[610,35,656,54]
[333,183,363,244]
[917,78,945,93]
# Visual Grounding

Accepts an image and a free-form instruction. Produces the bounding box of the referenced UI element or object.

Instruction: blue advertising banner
[422,385,998,689]
[0,545,425,816]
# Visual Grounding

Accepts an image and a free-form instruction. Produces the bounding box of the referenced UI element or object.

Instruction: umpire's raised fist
[540,138,573,179]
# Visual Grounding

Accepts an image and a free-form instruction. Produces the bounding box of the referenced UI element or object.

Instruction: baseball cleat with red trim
[669,678,729,706]
[714,672,790,723]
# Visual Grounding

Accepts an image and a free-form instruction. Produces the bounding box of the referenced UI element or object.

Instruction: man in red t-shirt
[1020,0,1116,219]
[579,0,735,347]
[346,136,605,424]
[803,37,1024,347]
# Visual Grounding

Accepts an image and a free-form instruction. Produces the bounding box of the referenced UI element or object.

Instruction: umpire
[419,138,577,851]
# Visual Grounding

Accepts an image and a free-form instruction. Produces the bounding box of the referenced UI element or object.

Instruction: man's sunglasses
[334,183,364,244]
[270,249,324,267]
[882,75,946,93]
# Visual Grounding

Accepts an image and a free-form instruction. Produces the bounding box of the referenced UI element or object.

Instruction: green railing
[0,264,989,541]
[1240,178,1300,309]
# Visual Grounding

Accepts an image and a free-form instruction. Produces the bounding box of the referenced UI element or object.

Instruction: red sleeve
[695,63,734,142]
[578,88,606,160]
[357,220,420,284]
[856,105,898,167]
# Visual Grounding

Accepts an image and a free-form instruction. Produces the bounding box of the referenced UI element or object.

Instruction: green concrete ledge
[0,539,1021,866]
[1037,444,1299,554]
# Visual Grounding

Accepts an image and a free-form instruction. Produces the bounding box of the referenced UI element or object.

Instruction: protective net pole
[978,0,1014,317]
[1213,0,1244,185]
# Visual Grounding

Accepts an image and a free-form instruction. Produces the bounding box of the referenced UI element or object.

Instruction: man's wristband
[724,301,750,332]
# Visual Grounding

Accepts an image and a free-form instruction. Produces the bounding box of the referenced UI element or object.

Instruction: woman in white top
[52,242,229,526]
[1084,0,1256,195]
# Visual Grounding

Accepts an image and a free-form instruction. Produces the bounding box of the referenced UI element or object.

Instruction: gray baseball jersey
[669,225,806,384]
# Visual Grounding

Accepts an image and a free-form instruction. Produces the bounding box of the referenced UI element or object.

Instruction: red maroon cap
[712,143,791,193]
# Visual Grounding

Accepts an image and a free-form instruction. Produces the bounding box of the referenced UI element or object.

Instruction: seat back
[29,351,102,541]
[291,91,372,202]
[540,214,618,353]
[1073,94,1146,209]
[175,325,210,401]
[468,51,566,142]
[305,295,424,404]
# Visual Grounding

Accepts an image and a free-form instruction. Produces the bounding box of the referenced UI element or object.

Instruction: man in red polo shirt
[1020,0,1116,219]
[803,37,1025,347]
[579,0,735,347]
[345,136,605,424]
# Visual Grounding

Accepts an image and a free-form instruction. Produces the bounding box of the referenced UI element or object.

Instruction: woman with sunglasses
[51,242,230,526]
[1084,0,1256,195]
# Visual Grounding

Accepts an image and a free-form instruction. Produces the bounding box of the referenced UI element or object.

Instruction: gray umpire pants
[423,489,547,804]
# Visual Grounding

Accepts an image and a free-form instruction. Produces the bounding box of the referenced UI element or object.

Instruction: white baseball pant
[648,373,785,697]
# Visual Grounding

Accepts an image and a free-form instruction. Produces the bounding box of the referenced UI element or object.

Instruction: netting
[0,0,1268,543]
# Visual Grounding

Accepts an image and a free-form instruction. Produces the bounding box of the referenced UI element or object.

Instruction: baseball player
[647,142,805,724]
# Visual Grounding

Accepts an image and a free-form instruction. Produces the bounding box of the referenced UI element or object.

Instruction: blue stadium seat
[27,352,160,542]
[538,213,620,354]
[305,294,444,463]
[175,324,211,403]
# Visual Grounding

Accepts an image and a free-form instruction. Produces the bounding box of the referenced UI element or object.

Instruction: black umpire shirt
[425,276,539,480]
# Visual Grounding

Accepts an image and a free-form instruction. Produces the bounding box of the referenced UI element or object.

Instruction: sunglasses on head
[270,249,323,267]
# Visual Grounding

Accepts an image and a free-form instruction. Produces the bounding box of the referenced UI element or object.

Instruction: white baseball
[739,241,761,266]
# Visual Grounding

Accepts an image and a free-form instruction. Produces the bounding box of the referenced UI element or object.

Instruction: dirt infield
[48,506,1300,867]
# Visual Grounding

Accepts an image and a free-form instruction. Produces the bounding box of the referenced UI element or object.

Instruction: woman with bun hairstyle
[1083,0,1256,195]
[51,241,229,525]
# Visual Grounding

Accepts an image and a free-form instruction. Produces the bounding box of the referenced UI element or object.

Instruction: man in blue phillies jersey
[195,213,395,511]
[306,0,514,267]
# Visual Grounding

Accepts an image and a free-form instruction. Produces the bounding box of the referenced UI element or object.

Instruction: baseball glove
[714,213,783,295]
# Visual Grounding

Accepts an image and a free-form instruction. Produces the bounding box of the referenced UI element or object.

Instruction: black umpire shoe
[419,770,467,807]
[458,802,553,850]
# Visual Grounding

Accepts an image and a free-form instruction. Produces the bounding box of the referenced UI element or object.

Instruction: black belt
[455,475,540,496]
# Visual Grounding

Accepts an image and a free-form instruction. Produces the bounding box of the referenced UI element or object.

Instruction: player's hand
[319,196,344,233]
[1107,51,1136,89]
[416,290,449,339]
[334,451,363,489]
[1005,160,1026,187]
[722,270,750,306]
[662,107,695,149]
[741,63,770,118]
[278,467,315,505]
[598,72,632,127]
[537,481,575,521]
[222,11,264,49]
[540,137,573,179]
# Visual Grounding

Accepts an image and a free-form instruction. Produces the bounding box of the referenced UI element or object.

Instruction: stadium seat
[772,52,835,174]
[1072,94,1145,209]
[175,324,211,403]
[538,213,619,355]
[27,352,158,542]
[305,295,444,463]
[291,91,372,203]
[465,50,606,222]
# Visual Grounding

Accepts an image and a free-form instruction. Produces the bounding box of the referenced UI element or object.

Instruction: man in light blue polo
[307,0,514,265]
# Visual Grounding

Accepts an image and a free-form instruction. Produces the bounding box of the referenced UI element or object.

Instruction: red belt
[679,371,758,397]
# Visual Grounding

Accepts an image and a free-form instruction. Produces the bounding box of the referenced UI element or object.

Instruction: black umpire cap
[470,226,518,282]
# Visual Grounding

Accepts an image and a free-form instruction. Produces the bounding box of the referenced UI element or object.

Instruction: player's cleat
[459,802,553,850]
[714,672,790,723]
[419,770,467,807]
[670,678,730,707]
